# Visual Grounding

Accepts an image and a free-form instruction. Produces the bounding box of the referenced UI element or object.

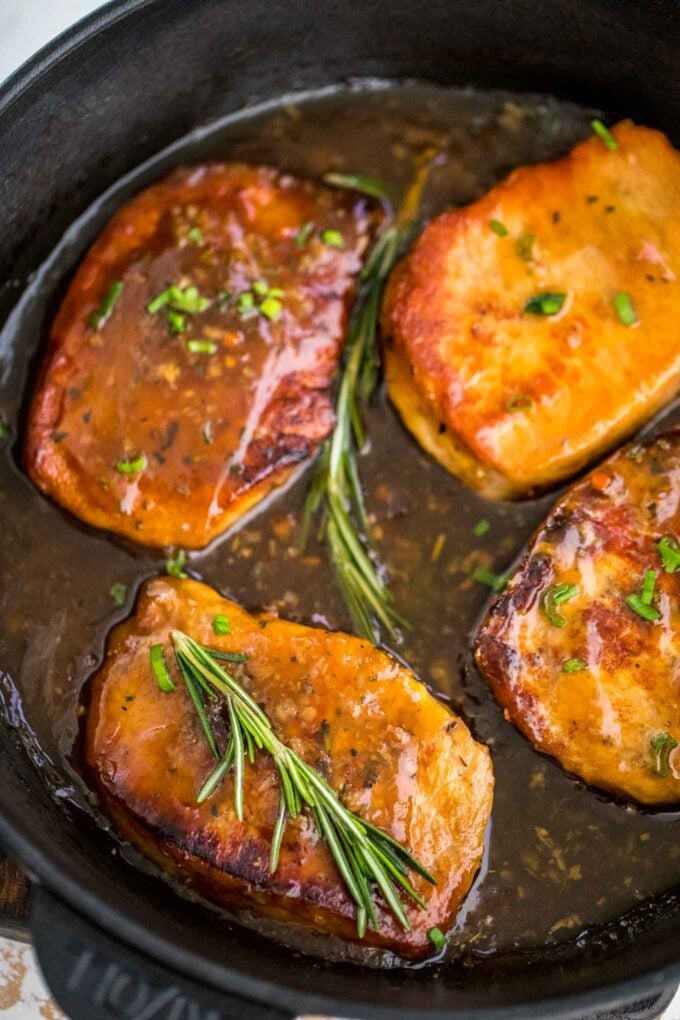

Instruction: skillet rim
[2,799,679,1020]
[0,0,679,1016]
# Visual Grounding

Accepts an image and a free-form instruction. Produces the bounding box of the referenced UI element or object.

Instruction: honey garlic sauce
[0,84,678,967]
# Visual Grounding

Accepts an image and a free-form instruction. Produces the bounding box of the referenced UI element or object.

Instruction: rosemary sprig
[300,175,415,645]
[159,631,435,936]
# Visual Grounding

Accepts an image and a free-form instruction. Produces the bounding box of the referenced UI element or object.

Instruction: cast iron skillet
[1,1,679,1017]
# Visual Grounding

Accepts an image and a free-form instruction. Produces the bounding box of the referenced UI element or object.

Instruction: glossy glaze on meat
[475,429,680,805]
[382,121,680,498]
[26,164,376,548]
[85,577,494,958]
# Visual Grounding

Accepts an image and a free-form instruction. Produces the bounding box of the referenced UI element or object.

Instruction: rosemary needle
[160,631,435,936]
[301,176,416,645]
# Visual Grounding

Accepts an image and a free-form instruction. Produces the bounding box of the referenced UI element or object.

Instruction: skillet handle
[31,885,296,1020]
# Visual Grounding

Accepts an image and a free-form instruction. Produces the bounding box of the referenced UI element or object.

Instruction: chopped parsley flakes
[658,536,680,573]
[89,280,123,330]
[321,228,344,248]
[115,451,147,475]
[612,292,638,327]
[591,119,618,151]
[562,657,586,673]
[148,284,211,316]
[186,339,217,354]
[109,582,127,606]
[166,549,188,579]
[650,732,678,777]
[541,583,579,628]
[524,292,566,316]
[625,569,661,622]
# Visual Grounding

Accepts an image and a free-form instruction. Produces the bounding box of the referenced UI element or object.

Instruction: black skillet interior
[1,1,680,1018]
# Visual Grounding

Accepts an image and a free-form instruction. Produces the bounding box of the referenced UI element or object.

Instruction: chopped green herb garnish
[516,233,535,261]
[541,583,579,627]
[186,339,217,354]
[187,226,203,244]
[295,221,314,247]
[640,568,657,606]
[217,289,231,307]
[507,395,533,412]
[260,296,283,320]
[166,549,188,579]
[109,582,127,607]
[472,566,507,593]
[202,420,214,444]
[88,279,123,329]
[171,284,210,313]
[147,284,211,316]
[562,658,586,673]
[473,518,491,537]
[489,219,508,236]
[147,291,168,314]
[212,614,231,635]
[591,119,618,151]
[612,292,638,326]
[625,594,661,622]
[236,285,284,321]
[428,926,445,951]
[0,420,11,439]
[625,569,661,621]
[321,228,344,248]
[658,536,680,573]
[650,731,678,777]
[324,173,390,202]
[115,451,147,475]
[551,583,579,605]
[150,643,175,692]
[238,291,255,312]
[524,292,566,316]
[166,309,186,334]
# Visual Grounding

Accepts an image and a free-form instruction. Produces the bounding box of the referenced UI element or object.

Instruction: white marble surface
[0,940,62,1019]
[0,2,679,1019]
[0,0,102,85]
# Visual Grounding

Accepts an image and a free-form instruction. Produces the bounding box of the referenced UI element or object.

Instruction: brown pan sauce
[0,84,678,967]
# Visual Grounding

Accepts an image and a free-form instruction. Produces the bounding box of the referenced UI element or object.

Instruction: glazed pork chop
[382,121,680,498]
[26,164,375,547]
[475,429,680,806]
[85,577,494,958]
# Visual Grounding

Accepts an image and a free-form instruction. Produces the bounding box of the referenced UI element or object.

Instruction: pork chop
[26,164,375,547]
[383,121,680,497]
[85,577,494,958]
[475,429,680,805]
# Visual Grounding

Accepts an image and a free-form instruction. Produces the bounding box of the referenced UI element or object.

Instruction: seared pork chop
[383,121,680,497]
[27,164,375,547]
[85,577,494,957]
[475,429,680,805]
